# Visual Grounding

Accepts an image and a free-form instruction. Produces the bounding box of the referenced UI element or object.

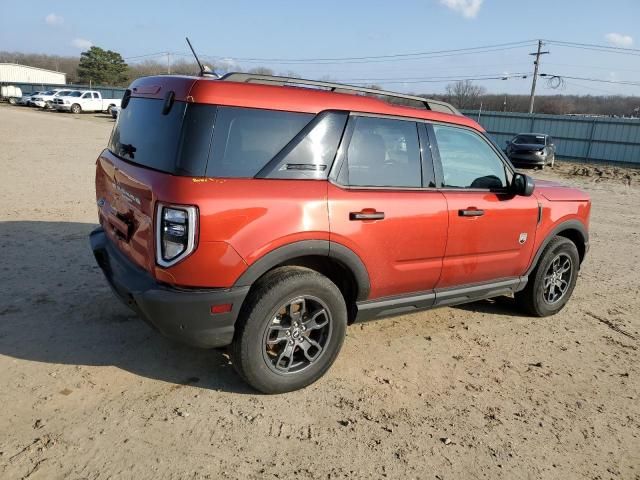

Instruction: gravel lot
[0,105,638,480]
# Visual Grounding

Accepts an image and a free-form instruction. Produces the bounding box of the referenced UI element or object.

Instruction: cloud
[604,32,633,47]
[439,0,483,18]
[44,13,64,26]
[71,38,93,50]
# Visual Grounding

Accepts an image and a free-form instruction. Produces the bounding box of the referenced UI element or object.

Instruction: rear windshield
[514,134,545,145]
[109,97,313,177]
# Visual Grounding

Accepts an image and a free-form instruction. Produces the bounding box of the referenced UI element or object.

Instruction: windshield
[68,91,83,97]
[514,134,545,145]
[43,90,57,95]
[55,90,72,96]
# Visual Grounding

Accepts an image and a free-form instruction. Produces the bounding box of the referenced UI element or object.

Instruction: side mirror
[512,172,535,197]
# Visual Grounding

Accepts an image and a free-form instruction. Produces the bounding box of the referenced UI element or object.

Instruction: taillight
[155,203,198,267]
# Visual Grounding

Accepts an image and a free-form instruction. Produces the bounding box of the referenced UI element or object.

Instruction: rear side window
[344,116,422,188]
[207,107,313,178]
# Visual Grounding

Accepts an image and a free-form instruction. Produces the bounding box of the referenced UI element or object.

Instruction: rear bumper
[90,227,249,348]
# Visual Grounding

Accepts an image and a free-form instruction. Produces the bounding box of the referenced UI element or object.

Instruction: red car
[91,73,591,393]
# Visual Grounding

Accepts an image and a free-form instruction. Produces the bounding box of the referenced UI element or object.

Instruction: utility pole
[167,52,171,74]
[528,40,549,113]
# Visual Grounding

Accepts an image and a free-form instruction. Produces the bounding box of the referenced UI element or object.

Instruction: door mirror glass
[512,172,535,196]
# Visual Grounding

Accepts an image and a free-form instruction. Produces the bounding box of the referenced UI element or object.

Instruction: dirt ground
[0,105,638,480]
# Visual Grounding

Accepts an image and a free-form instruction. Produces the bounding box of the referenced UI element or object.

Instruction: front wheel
[70,103,81,114]
[231,267,347,393]
[515,236,579,317]
[8,98,17,105]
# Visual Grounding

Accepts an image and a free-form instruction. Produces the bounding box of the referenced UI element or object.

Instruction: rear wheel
[70,103,81,114]
[107,105,114,115]
[549,153,555,168]
[515,236,579,317]
[8,97,17,105]
[231,267,347,393]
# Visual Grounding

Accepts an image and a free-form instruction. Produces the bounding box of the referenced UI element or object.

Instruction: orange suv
[90,73,591,393]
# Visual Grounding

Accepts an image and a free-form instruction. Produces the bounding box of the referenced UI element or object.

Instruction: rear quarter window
[207,107,313,178]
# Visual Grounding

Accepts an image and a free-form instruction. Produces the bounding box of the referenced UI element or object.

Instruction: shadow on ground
[0,220,253,394]
[0,221,525,393]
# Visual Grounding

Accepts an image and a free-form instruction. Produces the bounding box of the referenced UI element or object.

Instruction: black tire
[515,236,579,317]
[231,267,347,394]
[106,105,114,115]
[8,98,17,105]
[549,153,555,168]
[71,103,81,114]
[45,101,52,110]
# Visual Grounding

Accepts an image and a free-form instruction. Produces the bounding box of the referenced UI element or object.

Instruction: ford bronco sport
[90,73,591,393]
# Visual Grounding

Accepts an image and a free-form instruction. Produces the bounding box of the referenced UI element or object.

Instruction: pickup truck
[53,90,122,114]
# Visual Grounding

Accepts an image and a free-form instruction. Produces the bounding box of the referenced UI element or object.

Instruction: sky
[1,0,639,96]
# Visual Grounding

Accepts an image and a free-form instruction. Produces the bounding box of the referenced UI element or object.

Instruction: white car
[53,90,122,114]
[17,91,45,106]
[31,89,71,109]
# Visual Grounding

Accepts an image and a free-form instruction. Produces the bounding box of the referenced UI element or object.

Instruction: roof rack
[220,72,461,116]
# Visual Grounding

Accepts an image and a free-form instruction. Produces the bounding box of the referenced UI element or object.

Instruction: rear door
[328,114,448,299]
[428,123,539,288]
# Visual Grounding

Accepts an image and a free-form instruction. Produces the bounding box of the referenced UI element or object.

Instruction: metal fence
[462,110,640,166]
[1,81,126,99]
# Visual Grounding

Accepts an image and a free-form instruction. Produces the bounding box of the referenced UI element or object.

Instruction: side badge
[518,233,528,245]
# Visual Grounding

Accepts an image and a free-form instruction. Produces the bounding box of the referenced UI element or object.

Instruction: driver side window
[433,125,507,189]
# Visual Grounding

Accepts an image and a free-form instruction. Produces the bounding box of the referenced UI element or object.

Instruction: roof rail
[220,72,461,116]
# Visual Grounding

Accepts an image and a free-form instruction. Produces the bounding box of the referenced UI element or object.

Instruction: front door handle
[350,210,385,221]
[458,208,485,217]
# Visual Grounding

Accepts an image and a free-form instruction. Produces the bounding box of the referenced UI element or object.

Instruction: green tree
[77,46,128,86]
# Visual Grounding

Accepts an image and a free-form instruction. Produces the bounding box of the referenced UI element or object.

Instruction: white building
[0,63,66,85]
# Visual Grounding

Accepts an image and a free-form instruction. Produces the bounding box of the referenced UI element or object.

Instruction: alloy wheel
[542,253,573,304]
[262,296,332,374]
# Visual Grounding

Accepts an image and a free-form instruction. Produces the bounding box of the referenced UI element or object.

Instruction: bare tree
[444,80,486,109]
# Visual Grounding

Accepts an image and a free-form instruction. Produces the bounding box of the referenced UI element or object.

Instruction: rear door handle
[349,211,385,221]
[458,208,485,217]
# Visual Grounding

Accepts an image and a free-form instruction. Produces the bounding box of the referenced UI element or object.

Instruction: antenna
[185,37,219,78]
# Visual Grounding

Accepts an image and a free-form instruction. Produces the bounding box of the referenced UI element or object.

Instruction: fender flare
[526,219,589,276]
[233,240,371,301]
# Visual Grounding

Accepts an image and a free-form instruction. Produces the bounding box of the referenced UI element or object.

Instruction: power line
[164,41,537,65]
[540,73,640,86]
[344,74,532,85]
[544,39,640,57]
[340,72,531,82]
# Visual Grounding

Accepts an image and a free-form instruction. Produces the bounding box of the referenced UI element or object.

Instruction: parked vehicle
[31,89,68,109]
[505,133,556,169]
[1,85,22,104]
[16,92,40,105]
[110,105,120,119]
[53,90,121,114]
[17,91,43,106]
[90,73,591,393]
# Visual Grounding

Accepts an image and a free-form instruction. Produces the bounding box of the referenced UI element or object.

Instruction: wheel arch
[233,240,370,323]
[527,220,588,276]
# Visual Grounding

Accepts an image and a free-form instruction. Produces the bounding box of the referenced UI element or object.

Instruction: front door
[328,115,448,299]
[428,123,539,288]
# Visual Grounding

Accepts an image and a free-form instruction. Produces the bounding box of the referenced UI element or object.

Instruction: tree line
[2,49,639,117]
